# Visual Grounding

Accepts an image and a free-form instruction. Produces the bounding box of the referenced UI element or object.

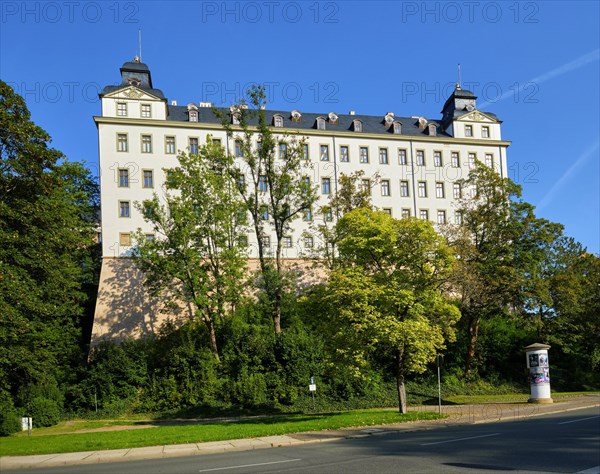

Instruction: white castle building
[92,59,510,343]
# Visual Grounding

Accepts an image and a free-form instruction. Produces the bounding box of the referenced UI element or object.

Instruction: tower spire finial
[457,63,462,90]
[138,29,142,63]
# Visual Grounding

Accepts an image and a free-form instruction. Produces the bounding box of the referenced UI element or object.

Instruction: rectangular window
[235,140,243,157]
[279,143,288,160]
[435,182,445,198]
[455,211,463,225]
[303,144,309,160]
[398,149,407,165]
[118,168,129,187]
[382,208,392,215]
[400,180,409,197]
[141,135,153,153]
[165,136,176,154]
[237,174,245,191]
[145,233,155,242]
[340,145,349,162]
[304,236,314,248]
[416,150,425,166]
[189,137,199,155]
[320,144,329,161]
[359,147,369,163]
[482,126,490,138]
[485,153,494,168]
[260,205,269,220]
[322,177,331,195]
[117,133,128,152]
[303,208,313,221]
[434,151,442,167]
[437,210,447,224]
[451,151,460,167]
[258,175,268,192]
[119,201,130,218]
[401,208,411,219]
[262,236,271,247]
[117,102,127,116]
[283,236,293,248]
[465,125,473,137]
[238,235,248,247]
[381,179,390,196]
[418,181,427,198]
[468,152,477,169]
[379,148,388,164]
[141,104,152,118]
[419,209,429,220]
[302,176,311,192]
[323,207,333,222]
[119,233,131,246]
[143,170,154,188]
[361,179,371,195]
[453,183,462,199]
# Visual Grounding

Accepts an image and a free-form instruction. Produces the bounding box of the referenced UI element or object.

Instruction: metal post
[437,355,442,415]
[94,389,98,413]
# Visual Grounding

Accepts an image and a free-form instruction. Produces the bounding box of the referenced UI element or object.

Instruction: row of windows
[118,207,462,248]
[117,102,153,118]
[464,124,491,138]
[115,134,495,169]
[118,169,155,188]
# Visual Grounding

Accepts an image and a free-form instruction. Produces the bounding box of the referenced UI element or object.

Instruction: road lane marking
[558,415,600,425]
[198,459,302,472]
[420,433,501,446]
[575,466,600,474]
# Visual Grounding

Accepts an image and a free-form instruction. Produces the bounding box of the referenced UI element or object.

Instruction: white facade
[92,60,510,342]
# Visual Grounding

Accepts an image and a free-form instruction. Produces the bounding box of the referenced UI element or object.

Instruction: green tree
[133,140,248,361]
[444,162,533,375]
[325,209,460,412]
[218,86,318,335]
[0,80,98,412]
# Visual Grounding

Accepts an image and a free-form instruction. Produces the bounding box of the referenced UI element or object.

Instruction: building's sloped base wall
[91,258,191,346]
[91,257,325,346]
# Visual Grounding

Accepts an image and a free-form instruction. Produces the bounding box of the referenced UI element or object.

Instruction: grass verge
[0,410,442,457]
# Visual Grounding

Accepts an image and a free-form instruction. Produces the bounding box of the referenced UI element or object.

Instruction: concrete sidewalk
[2,395,598,471]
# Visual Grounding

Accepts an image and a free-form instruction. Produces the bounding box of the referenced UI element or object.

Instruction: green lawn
[0,410,442,457]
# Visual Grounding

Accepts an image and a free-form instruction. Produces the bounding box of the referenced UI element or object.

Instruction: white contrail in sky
[536,140,600,212]
[479,49,600,108]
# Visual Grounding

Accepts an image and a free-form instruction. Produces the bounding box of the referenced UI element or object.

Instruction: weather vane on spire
[457,63,462,90]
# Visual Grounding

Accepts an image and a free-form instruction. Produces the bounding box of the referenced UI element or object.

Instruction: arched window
[353,120,363,132]
[316,117,326,130]
[273,114,284,127]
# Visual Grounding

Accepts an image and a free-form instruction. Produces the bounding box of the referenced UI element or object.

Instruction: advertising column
[525,343,553,404]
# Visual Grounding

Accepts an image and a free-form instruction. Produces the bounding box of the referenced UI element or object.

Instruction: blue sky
[1,1,599,253]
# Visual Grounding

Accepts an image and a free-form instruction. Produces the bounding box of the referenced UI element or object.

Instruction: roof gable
[455,110,499,123]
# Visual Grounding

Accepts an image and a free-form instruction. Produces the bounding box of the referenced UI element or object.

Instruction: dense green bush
[0,391,22,436]
[29,397,61,427]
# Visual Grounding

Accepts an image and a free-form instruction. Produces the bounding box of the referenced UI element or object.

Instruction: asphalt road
[7,406,600,474]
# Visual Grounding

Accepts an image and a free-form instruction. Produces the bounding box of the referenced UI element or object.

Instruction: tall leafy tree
[133,141,248,361]
[325,209,460,412]
[218,86,317,335]
[0,80,98,405]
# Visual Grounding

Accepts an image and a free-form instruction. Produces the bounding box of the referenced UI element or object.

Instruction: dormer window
[328,112,339,124]
[353,120,363,132]
[141,104,152,118]
[316,117,326,130]
[128,78,141,87]
[465,125,473,137]
[392,122,402,134]
[273,114,284,128]
[187,103,198,123]
[418,117,428,129]
[384,113,395,125]
[482,126,490,138]
[232,113,240,125]
[428,123,437,136]
[291,110,301,122]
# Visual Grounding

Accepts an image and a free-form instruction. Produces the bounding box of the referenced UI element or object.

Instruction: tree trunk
[397,348,407,414]
[203,314,220,363]
[465,314,480,376]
